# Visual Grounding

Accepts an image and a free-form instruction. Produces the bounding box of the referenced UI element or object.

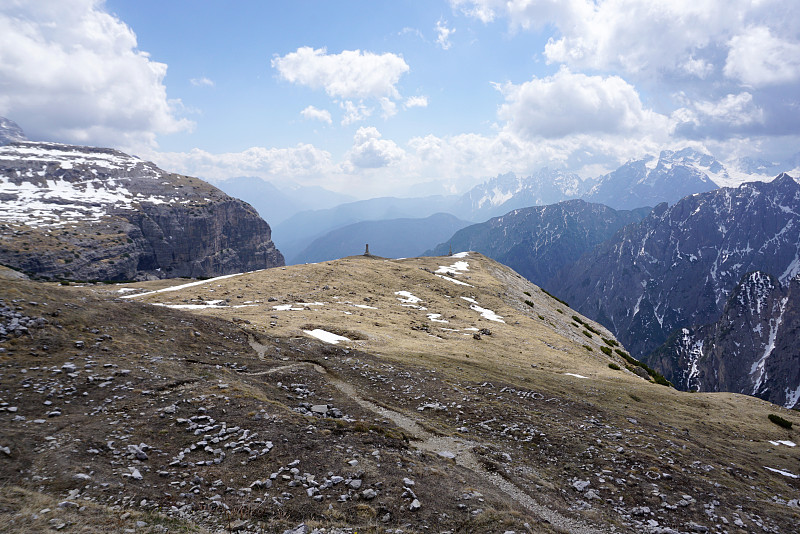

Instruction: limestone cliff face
[649,272,800,409]
[0,141,284,281]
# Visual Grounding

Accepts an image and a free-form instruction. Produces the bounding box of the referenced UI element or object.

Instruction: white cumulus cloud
[405,96,429,108]
[340,101,372,125]
[0,0,192,150]
[150,144,334,182]
[272,47,410,100]
[673,92,765,138]
[495,67,666,139]
[300,105,332,124]
[724,26,800,87]
[190,77,215,87]
[435,20,455,50]
[344,126,406,170]
[453,0,800,84]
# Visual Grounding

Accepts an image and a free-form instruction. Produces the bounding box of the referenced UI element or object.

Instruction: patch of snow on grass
[764,467,799,478]
[395,291,422,303]
[303,329,350,344]
[272,304,305,311]
[427,313,448,323]
[435,260,469,275]
[460,296,504,323]
[120,273,244,299]
[351,304,378,309]
[768,440,797,447]
[435,274,473,286]
[451,252,469,258]
[564,373,589,379]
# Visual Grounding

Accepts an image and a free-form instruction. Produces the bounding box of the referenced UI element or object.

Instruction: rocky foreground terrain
[0,254,798,533]
[0,127,284,281]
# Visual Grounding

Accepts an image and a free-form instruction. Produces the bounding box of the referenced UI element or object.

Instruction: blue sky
[2,1,800,197]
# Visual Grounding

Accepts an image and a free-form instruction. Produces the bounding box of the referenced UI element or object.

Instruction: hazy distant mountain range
[271,195,459,262]
[291,213,471,264]
[233,147,798,264]
[216,176,355,226]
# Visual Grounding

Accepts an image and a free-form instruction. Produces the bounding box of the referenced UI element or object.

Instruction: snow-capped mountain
[0,117,27,146]
[650,271,800,409]
[583,148,721,209]
[453,169,583,221]
[453,148,748,221]
[550,173,800,361]
[0,118,283,280]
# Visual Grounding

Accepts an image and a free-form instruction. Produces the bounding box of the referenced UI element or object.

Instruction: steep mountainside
[2,254,798,533]
[649,271,800,408]
[453,169,584,221]
[584,148,721,209]
[550,173,800,361]
[426,200,651,287]
[0,140,283,281]
[272,194,458,263]
[291,212,471,264]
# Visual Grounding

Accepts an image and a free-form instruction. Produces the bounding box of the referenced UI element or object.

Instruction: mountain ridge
[425,199,651,288]
[0,139,284,280]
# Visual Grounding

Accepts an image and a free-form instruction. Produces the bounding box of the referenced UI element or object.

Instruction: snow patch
[764,467,799,479]
[750,296,788,394]
[460,297,504,323]
[303,329,350,344]
[427,313,448,323]
[435,261,469,275]
[272,304,305,311]
[435,274,473,287]
[784,383,800,409]
[564,373,588,379]
[395,291,422,303]
[120,273,245,299]
[767,440,796,447]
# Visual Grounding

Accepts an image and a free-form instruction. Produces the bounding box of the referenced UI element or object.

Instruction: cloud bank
[0,0,191,150]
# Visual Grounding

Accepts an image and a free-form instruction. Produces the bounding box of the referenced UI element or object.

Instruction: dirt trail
[323,369,603,534]
[246,334,603,533]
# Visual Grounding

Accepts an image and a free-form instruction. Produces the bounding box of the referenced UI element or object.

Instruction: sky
[2,0,800,198]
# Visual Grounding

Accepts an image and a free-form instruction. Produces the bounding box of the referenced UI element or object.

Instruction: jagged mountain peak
[551,172,800,359]
[0,117,27,146]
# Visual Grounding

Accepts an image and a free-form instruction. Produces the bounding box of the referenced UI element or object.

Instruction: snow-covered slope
[0,143,181,227]
[0,137,283,280]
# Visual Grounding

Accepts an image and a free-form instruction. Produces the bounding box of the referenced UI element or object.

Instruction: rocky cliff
[549,173,800,360]
[0,139,284,281]
[649,271,800,408]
